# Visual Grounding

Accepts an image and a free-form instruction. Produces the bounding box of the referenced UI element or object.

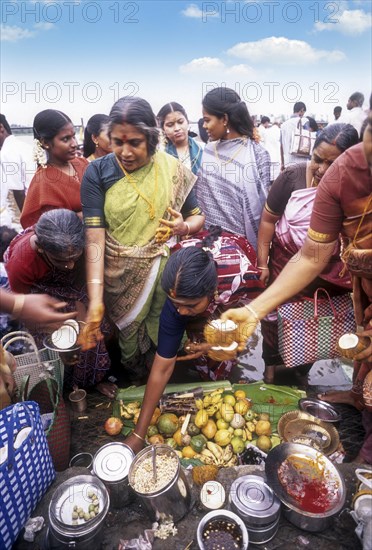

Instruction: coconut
[337,333,370,359]
[51,324,78,350]
[208,341,239,362]
[204,319,238,346]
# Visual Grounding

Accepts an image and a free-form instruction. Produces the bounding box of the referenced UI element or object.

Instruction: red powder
[296,478,332,513]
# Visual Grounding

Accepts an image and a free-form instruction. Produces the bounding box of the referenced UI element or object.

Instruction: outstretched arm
[221,236,337,348]
[124,353,177,453]
[0,289,75,326]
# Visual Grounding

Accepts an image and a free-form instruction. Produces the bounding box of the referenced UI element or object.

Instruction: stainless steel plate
[298,398,341,423]
[265,443,345,517]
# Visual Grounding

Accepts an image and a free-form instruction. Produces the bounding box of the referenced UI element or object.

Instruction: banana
[211,394,223,404]
[224,455,238,468]
[206,404,220,417]
[198,454,215,465]
[206,441,224,462]
[195,398,204,410]
[221,444,233,464]
[245,429,253,441]
[203,395,213,407]
[201,449,218,464]
[210,388,224,397]
[246,421,256,433]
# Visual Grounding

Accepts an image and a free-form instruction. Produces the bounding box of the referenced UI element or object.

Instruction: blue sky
[1,0,371,125]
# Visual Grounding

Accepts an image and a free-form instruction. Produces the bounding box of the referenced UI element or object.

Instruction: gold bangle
[11,294,25,319]
[184,222,190,238]
[87,279,103,285]
[257,266,269,270]
[132,431,146,442]
[244,304,260,324]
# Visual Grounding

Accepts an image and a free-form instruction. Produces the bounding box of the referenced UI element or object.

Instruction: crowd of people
[0,87,370,463]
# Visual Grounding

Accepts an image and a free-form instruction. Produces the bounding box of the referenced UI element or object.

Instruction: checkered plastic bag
[278,288,356,369]
[0,401,55,549]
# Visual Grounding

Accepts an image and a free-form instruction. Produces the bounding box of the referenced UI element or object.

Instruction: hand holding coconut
[337,332,371,361]
[203,320,240,361]
[219,304,261,352]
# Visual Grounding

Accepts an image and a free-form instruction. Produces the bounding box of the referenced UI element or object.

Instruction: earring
[95,142,99,147]
[214,290,219,301]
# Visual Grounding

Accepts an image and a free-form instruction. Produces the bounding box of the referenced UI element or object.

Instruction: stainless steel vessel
[93,442,134,508]
[265,442,346,532]
[128,444,192,523]
[46,474,109,549]
[229,474,281,544]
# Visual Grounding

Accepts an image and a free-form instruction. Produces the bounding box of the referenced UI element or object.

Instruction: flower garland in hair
[33,138,48,168]
[157,128,167,152]
[252,127,261,143]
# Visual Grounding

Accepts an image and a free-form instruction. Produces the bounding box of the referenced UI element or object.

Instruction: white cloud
[226,64,257,77]
[34,22,54,31]
[227,36,346,65]
[314,9,371,35]
[0,24,35,42]
[179,57,225,73]
[181,3,218,18]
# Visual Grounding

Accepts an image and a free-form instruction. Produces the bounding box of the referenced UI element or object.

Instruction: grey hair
[34,209,84,255]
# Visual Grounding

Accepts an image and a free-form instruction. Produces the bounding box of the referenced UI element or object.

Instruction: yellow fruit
[234,399,250,416]
[173,428,183,447]
[255,420,271,436]
[182,446,197,458]
[256,435,272,453]
[195,409,209,429]
[230,436,245,455]
[215,411,222,420]
[234,389,246,400]
[216,419,229,430]
[201,419,218,440]
[148,434,164,445]
[234,428,244,437]
[228,426,234,434]
[223,394,236,406]
[220,403,234,423]
[149,407,161,426]
[259,412,270,422]
[214,429,232,447]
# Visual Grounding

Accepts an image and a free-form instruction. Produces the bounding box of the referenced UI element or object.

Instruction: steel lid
[229,475,281,525]
[93,443,134,482]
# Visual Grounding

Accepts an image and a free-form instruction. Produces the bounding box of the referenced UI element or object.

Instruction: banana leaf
[232,382,306,430]
[116,380,232,403]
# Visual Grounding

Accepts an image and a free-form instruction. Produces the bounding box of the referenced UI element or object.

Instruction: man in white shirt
[280,102,307,169]
[0,114,35,228]
[257,116,270,145]
[339,92,366,137]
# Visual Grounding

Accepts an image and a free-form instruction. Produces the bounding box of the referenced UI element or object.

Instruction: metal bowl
[298,398,341,423]
[197,509,249,550]
[265,443,346,532]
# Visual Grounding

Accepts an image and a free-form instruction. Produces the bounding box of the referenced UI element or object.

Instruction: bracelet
[244,304,260,324]
[11,294,25,319]
[132,431,146,442]
[257,266,269,270]
[184,222,190,238]
[87,279,103,285]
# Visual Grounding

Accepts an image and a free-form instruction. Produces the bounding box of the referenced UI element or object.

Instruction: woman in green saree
[79,96,204,381]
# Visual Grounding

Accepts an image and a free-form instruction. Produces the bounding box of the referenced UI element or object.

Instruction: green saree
[103,151,196,360]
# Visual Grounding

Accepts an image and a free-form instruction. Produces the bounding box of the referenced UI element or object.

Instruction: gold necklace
[214,138,247,166]
[116,156,158,220]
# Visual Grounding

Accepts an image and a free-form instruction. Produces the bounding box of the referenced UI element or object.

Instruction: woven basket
[1,331,64,391]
